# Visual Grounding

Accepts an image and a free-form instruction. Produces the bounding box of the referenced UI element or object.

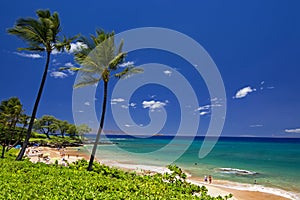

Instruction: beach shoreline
[27,146,298,200]
[96,159,297,200]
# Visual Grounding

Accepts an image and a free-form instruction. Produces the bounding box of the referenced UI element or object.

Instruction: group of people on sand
[25,146,51,163]
[204,175,212,184]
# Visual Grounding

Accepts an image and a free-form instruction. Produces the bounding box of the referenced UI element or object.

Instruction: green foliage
[33,115,91,141]
[76,124,92,141]
[7,9,74,53]
[0,158,232,199]
[72,29,143,88]
[0,97,28,157]
[57,120,69,137]
[66,124,77,138]
[167,164,187,181]
[33,115,59,138]
[29,135,81,147]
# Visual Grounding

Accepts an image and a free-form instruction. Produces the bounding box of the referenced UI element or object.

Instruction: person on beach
[204,176,208,182]
[208,175,212,184]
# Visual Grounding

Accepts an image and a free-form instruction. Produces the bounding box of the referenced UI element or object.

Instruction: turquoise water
[86,136,300,194]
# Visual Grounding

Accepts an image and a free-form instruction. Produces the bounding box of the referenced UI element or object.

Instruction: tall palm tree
[7,10,75,160]
[69,30,143,171]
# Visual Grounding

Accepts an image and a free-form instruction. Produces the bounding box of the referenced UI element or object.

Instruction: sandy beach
[26,146,90,165]
[26,146,296,200]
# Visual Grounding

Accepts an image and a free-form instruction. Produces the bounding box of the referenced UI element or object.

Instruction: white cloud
[65,62,75,68]
[67,69,75,75]
[211,97,218,102]
[69,42,87,53]
[196,103,222,111]
[84,101,90,106]
[14,52,42,59]
[51,49,60,55]
[250,124,263,128]
[142,100,166,112]
[195,99,223,115]
[62,62,76,75]
[267,86,275,89]
[196,104,211,116]
[51,42,87,55]
[260,81,265,85]
[119,61,134,67]
[111,98,125,103]
[78,110,84,113]
[199,111,210,116]
[121,105,129,109]
[163,70,172,76]
[50,71,68,78]
[196,105,211,111]
[234,86,256,99]
[129,102,136,107]
[125,124,135,127]
[285,128,300,134]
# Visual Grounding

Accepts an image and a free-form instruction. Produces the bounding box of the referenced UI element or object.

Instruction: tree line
[0,97,91,158]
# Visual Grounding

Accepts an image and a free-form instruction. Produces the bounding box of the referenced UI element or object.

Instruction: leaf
[114,66,144,79]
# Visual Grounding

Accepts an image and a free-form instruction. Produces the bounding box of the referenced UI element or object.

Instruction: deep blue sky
[1,0,300,137]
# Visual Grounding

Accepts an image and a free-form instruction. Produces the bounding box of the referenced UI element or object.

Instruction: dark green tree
[76,124,92,141]
[7,10,75,160]
[33,115,58,139]
[0,97,25,158]
[57,120,70,138]
[68,30,143,171]
[67,124,78,138]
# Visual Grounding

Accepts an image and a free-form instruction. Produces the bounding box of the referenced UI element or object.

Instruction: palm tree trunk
[16,51,51,161]
[7,116,18,150]
[1,134,7,158]
[87,81,108,171]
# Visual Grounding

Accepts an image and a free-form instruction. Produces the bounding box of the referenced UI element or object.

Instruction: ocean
[84,135,300,197]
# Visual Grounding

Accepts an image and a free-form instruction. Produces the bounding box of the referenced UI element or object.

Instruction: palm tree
[7,10,75,160]
[0,97,23,158]
[69,30,143,171]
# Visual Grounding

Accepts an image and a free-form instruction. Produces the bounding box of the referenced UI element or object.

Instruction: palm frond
[109,52,126,70]
[36,10,51,18]
[59,67,81,71]
[74,76,101,89]
[50,12,61,42]
[114,66,144,79]
[73,29,144,87]
[18,46,45,51]
[7,18,47,47]
[7,9,66,53]
[75,33,115,69]
[55,34,79,52]
[118,39,124,54]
